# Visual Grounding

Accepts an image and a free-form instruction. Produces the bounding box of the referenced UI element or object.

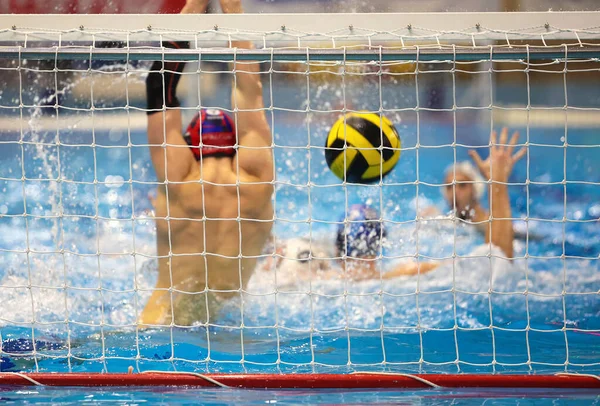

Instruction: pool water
[0,114,598,374]
[0,386,598,405]
[0,72,598,403]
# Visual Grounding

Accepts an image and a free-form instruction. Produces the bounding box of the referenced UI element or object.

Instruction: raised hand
[181,0,210,14]
[468,127,527,183]
[218,0,243,14]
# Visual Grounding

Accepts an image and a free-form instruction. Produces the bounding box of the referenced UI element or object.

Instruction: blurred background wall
[1,0,600,13]
[1,0,599,128]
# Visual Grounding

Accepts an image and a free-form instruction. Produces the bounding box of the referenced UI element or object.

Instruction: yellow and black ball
[325,112,401,183]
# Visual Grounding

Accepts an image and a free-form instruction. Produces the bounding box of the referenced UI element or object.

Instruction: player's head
[184,109,236,159]
[443,161,485,214]
[335,204,386,259]
[270,238,330,284]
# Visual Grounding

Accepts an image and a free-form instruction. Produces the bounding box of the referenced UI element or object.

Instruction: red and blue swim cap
[184,109,236,160]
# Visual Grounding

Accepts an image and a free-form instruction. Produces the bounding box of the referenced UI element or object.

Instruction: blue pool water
[0,74,599,403]
[0,386,598,405]
[0,114,598,374]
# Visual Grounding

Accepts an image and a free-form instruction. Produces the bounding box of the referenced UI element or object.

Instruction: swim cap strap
[145,41,190,115]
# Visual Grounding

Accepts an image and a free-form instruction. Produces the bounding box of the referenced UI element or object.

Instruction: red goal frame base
[0,373,598,389]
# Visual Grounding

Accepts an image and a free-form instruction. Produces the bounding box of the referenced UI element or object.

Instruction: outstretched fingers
[499,127,509,146]
[507,130,520,155]
[490,129,498,148]
[512,146,527,163]
[468,149,486,175]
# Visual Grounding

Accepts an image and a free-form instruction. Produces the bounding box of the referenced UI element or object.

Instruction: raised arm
[181,0,209,13]
[146,43,193,183]
[469,128,526,258]
[146,1,209,183]
[220,0,273,181]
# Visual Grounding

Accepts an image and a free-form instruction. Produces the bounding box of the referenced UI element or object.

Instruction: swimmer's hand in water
[468,127,526,183]
[384,261,439,278]
[419,206,442,219]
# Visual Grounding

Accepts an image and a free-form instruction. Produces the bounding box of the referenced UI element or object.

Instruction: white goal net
[0,12,598,375]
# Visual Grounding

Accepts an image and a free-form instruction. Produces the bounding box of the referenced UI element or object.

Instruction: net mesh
[0,14,598,375]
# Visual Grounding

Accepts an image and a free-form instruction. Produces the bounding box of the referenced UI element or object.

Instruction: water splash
[0,61,598,376]
[23,62,144,245]
[0,61,152,328]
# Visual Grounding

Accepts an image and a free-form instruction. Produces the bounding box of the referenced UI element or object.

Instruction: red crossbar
[0,373,598,389]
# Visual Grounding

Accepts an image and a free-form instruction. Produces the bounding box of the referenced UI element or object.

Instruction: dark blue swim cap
[336,204,386,258]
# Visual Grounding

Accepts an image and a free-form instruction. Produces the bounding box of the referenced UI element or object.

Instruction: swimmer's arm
[146,1,210,182]
[147,112,193,184]
[341,261,438,281]
[223,0,268,133]
[487,183,514,258]
[220,0,273,181]
[419,206,443,218]
[469,128,526,259]
[229,48,271,146]
[383,261,439,278]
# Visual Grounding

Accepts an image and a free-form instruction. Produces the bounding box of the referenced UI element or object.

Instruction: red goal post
[1,372,599,389]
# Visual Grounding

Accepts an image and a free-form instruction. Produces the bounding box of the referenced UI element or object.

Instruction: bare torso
[141,3,273,325]
[142,157,273,325]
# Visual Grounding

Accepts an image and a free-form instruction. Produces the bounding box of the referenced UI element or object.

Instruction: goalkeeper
[141,0,274,326]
